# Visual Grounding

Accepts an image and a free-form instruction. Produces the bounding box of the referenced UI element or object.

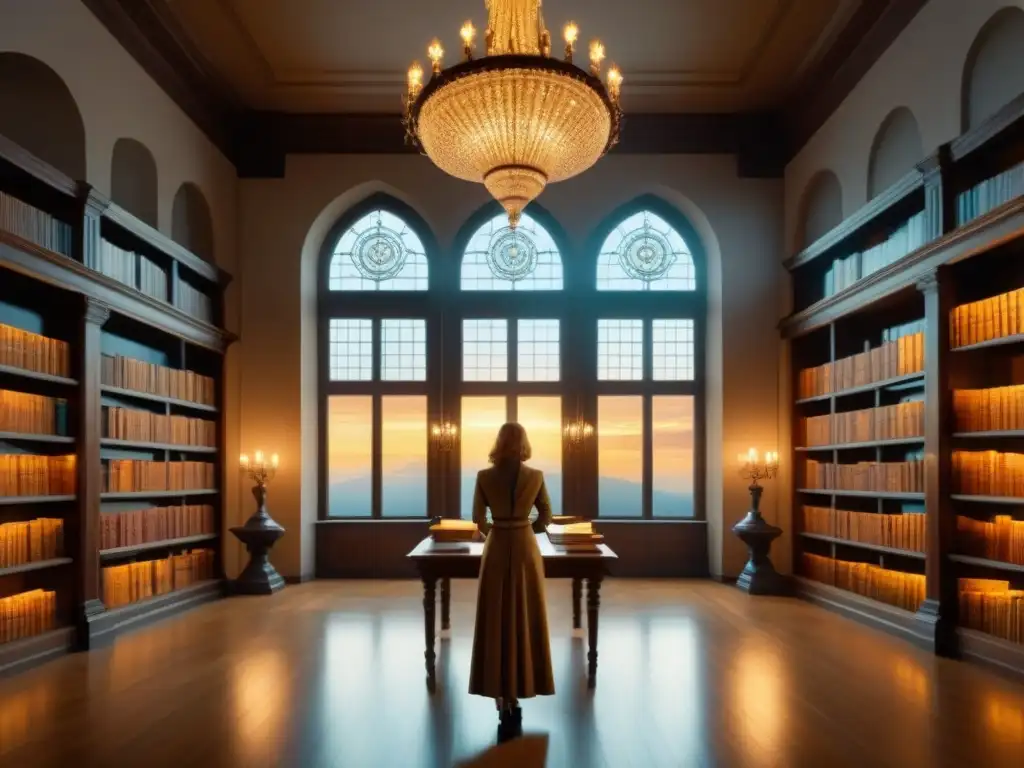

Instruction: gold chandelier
[403,0,623,228]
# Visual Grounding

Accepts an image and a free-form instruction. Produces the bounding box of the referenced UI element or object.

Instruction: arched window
[460,212,563,291]
[329,208,429,291]
[318,196,437,521]
[597,210,696,291]
[588,199,705,519]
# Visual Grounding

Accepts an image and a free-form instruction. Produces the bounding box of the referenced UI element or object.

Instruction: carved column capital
[83,298,111,326]
[915,270,940,295]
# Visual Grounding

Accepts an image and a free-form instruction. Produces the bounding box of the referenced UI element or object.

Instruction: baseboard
[958,627,1024,681]
[795,577,936,652]
[710,574,737,585]
[284,574,314,585]
[83,580,225,648]
[0,627,75,677]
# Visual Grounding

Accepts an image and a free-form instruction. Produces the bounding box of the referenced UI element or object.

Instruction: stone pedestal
[732,483,786,596]
[230,484,286,595]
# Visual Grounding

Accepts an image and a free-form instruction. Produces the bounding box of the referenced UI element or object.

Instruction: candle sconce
[732,448,786,596]
[230,451,286,595]
[431,420,459,453]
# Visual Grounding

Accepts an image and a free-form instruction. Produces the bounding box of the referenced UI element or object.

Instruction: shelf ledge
[0,363,77,386]
[796,437,924,452]
[797,489,925,501]
[0,494,76,506]
[0,557,73,578]
[799,532,925,559]
[100,533,218,560]
[950,494,1024,505]
[0,431,75,444]
[100,385,218,413]
[950,554,1024,573]
[100,489,219,500]
[100,438,217,454]
[795,372,925,404]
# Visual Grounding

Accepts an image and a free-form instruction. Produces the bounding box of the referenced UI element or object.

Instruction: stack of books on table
[547,522,603,553]
[429,519,477,551]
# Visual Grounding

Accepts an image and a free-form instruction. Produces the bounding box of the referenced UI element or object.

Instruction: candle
[254,450,264,466]
[240,453,249,469]
[271,453,280,469]
[747,447,758,464]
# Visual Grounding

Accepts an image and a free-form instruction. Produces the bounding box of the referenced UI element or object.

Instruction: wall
[0,0,243,574]
[785,0,1024,251]
[238,154,786,580]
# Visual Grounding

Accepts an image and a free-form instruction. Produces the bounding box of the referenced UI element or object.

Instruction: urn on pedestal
[231,451,286,595]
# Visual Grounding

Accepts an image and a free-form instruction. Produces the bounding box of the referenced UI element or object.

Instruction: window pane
[653,396,695,518]
[460,396,507,518]
[460,212,563,291]
[329,318,373,381]
[596,210,696,291]
[652,319,695,381]
[381,396,427,517]
[517,396,562,515]
[329,209,428,292]
[327,396,372,517]
[463,319,508,381]
[598,319,643,381]
[517,319,560,382]
[381,319,426,381]
[598,396,643,517]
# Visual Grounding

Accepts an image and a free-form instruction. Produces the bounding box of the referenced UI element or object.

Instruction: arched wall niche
[0,52,86,180]
[171,182,215,263]
[110,138,158,228]
[961,6,1024,132]
[797,170,843,250]
[867,107,924,200]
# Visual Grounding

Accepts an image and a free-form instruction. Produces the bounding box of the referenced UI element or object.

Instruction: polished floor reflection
[0,580,1023,767]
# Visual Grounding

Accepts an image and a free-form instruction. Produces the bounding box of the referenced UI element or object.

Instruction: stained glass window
[329,209,429,291]
[461,212,563,291]
[597,211,696,291]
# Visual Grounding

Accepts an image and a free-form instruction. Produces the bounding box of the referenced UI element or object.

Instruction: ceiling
[163,0,862,113]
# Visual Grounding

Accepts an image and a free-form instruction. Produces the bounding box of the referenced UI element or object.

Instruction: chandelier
[403,0,623,228]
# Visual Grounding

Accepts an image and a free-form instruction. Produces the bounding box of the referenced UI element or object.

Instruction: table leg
[422,577,437,686]
[441,577,451,631]
[572,578,582,630]
[586,577,602,688]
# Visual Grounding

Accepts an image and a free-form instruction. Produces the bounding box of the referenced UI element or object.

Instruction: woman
[468,422,555,728]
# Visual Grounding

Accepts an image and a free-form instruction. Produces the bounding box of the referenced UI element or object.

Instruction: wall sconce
[563,417,594,451]
[431,421,459,453]
[231,450,285,596]
[732,447,785,596]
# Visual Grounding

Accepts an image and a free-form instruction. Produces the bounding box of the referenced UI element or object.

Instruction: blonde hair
[488,422,532,464]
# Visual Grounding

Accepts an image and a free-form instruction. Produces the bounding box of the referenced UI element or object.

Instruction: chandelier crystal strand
[405,0,622,228]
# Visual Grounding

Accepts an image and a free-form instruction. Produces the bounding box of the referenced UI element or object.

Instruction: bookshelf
[0,132,234,675]
[782,91,1024,678]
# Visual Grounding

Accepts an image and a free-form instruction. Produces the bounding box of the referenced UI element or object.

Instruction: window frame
[318,194,706,523]
[317,194,443,520]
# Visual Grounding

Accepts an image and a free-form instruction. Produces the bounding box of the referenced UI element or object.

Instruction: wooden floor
[1,581,1023,768]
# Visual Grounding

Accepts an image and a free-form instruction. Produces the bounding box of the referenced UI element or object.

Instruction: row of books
[0,518,63,568]
[0,589,56,645]
[0,454,76,497]
[952,385,1024,433]
[176,281,213,324]
[101,354,215,406]
[796,330,924,399]
[87,240,169,304]
[802,553,925,612]
[956,161,1024,228]
[104,407,215,447]
[803,459,924,493]
[952,450,1024,497]
[950,287,1024,348]
[801,505,925,553]
[0,389,68,436]
[823,211,929,297]
[105,459,215,493]
[959,578,1024,645]
[102,550,214,609]
[800,400,923,446]
[0,323,71,379]
[957,515,1024,566]
[0,190,72,256]
[100,505,215,550]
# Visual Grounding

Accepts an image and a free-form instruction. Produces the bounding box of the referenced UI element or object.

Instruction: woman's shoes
[497,704,522,742]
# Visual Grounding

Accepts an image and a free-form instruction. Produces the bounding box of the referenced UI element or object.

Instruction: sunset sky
[328,393,694,518]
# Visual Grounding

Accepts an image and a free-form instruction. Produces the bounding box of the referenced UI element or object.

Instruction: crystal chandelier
[403,0,623,228]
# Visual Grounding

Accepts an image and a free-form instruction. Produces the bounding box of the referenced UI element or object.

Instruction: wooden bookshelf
[0,131,235,670]
[784,92,1024,678]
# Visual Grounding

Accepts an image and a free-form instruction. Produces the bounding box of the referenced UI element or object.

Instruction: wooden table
[407,533,617,690]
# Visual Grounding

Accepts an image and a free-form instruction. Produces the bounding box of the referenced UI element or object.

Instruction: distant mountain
[327,472,693,519]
